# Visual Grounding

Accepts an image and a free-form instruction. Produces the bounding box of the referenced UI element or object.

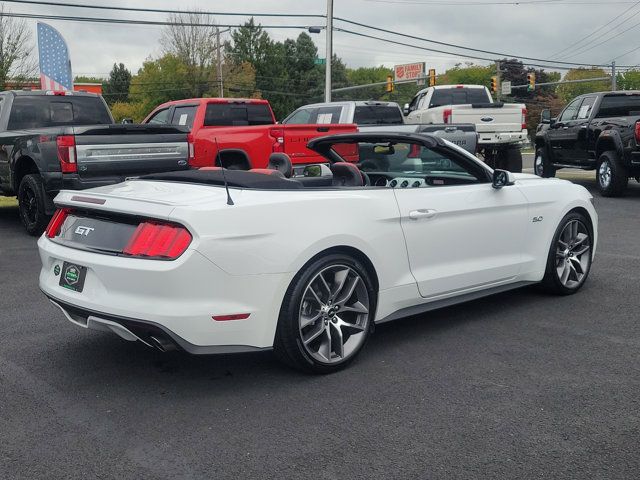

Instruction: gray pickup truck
[0,90,189,235]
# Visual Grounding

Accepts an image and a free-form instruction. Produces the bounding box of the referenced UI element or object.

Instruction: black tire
[273,253,376,374]
[18,174,50,236]
[541,212,593,295]
[534,147,556,178]
[596,150,628,197]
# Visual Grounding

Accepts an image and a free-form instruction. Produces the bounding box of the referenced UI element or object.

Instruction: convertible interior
[142,139,491,190]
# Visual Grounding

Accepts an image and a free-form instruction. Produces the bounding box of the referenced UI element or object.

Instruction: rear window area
[595,94,640,118]
[429,88,490,108]
[354,106,403,125]
[7,95,112,130]
[203,103,274,127]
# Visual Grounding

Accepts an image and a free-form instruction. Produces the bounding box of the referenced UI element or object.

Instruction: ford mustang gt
[38,132,597,373]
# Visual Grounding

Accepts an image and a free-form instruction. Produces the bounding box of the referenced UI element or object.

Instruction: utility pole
[495,60,502,102]
[325,0,333,102]
[217,27,223,98]
[611,61,617,91]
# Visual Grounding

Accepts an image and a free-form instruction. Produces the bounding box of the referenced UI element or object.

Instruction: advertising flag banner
[37,22,73,91]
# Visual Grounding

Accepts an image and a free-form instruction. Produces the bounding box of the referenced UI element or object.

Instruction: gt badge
[75,226,95,236]
[54,264,60,276]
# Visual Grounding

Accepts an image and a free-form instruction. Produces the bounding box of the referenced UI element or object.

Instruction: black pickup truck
[535,91,640,196]
[0,90,189,234]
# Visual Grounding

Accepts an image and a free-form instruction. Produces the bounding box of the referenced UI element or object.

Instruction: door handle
[562,126,569,130]
[409,209,437,220]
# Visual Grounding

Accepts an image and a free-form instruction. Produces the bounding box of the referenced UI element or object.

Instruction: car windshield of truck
[429,88,490,108]
[595,94,640,118]
[7,95,112,130]
[283,106,342,124]
[203,103,274,127]
[354,106,403,125]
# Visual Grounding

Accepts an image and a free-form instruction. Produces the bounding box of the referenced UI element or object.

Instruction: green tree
[129,54,190,114]
[0,6,36,89]
[74,75,104,84]
[102,63,131,105]
[617,69,640,90]
[556,68,610,103]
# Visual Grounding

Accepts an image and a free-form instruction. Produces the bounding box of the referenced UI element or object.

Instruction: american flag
[37,22,73,91]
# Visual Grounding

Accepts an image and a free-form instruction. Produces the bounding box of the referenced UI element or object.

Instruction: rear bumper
[38,236,294,351]
[43,172,128,195]
[477,130,528,146]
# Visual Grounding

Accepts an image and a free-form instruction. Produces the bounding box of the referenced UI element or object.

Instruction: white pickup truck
[404,85,528,172]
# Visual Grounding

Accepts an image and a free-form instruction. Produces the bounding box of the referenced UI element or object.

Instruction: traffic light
[527,73,536,91]
[428,68,436,87]
[490,76,497,93]
[386,75,394,93]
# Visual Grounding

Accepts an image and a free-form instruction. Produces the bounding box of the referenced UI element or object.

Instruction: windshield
[7,95,112,130]
[429,88,490,108]
[203,103,274,126]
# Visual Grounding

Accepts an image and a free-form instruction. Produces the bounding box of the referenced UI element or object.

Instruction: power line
[0,0,326,18]
[334,16,614,67]
[549,1,640,59]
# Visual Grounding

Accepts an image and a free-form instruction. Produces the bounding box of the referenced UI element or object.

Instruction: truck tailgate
[450,104,524,134]
[73,124,189,179]
[282,124,358,164]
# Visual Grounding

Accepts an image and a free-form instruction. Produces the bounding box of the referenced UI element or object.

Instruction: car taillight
[443,108,452,124]
[635,121,640,143]
[521,108,527,130]
[187,133,195,164]
[269,127,284,152]
[123,222,192,259]
[57,135,77,173]
[45,208,71,238]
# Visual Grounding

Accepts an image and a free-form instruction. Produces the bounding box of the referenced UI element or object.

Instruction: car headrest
[331,162,364,187]
[250,168,286,178]
[267,153,293,178]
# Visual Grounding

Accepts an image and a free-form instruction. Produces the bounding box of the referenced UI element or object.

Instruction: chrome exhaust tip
[149,335,177,352]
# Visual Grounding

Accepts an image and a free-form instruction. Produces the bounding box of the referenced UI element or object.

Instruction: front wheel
[534,147,556,178]
[18,174,50,236]
[541,212,593,295]
[274,253,376,374]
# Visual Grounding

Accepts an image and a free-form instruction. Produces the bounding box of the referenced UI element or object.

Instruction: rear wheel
[505,147,523,173]
[274,253,376,374]
[597,150,628,197]
[541,212,592,295]
[18,174,50,236]
[534,147,556,178]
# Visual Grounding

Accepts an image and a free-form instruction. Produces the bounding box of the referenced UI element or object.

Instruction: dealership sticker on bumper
[59,262,87,293]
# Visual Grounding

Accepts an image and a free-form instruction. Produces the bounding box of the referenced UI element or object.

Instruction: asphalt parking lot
[1,172,639,480]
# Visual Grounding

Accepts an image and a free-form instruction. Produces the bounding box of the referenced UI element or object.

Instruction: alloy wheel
[598,160,612,189]
[20,186,37,224]
[555,220,591,289]
[298,265,370,364]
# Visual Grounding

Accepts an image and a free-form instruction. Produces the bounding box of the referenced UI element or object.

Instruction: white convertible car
[38,133,597,373]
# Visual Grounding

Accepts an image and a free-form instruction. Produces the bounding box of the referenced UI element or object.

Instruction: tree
[0,6,36,89]
[103,63,131,105]
[617,70,640,90]
[161,12,219,98]
[556,68,610,103]
[129,54,190,114]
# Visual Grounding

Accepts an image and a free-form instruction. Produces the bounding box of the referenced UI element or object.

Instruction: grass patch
[0,196,18,208]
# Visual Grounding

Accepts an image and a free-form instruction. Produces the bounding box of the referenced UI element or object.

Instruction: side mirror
[121,118,134,124]
[492,169,515,189]
[540,109,551,124]
[403,103,410,115]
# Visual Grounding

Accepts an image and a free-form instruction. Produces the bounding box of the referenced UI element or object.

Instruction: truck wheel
[18,174,50,236]
[505,147,523,173]
[534,147,556,178]
[597,151,628,197]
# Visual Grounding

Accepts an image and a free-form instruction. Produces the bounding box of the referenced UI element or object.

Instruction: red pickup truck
[143,98,357,170]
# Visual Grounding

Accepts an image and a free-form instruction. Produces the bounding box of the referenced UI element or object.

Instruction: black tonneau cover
[140,169,303,190]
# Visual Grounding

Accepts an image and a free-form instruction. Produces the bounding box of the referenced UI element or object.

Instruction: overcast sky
[11,0,640,78]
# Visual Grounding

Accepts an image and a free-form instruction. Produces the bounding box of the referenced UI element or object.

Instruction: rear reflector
[521,108,527,130]
[57,135,77,173]
[123,222,192,259]
[635,121,640,143]
[46,208,71,238]
[212,313,251,321]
